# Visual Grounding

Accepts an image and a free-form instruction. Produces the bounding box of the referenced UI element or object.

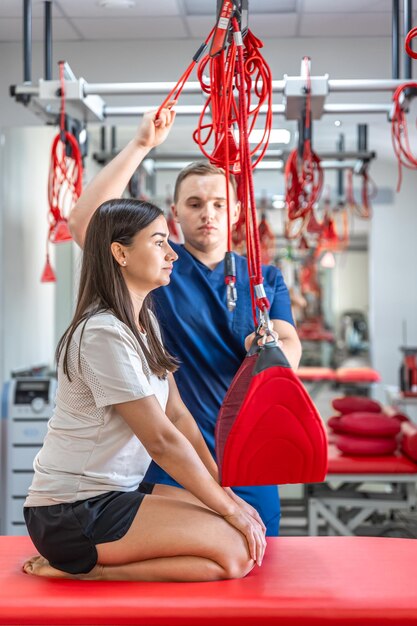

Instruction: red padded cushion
[296,366,336,381]
[332,396,381,414]
[400,421,417,462]
[336,367,381,383]
[336,434,398,456]
[216,346,328,486]
[337,413,401,438]
[327,443,417,473]
[327,416,344,433]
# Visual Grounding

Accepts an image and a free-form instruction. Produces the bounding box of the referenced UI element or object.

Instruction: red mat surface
[1,535,417,625]
[327,444,417,474]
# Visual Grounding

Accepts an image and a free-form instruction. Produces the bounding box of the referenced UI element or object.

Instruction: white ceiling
[0,0,416,42]
[2,0,416,165]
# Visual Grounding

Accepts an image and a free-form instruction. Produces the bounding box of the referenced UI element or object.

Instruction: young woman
[23,107,266,582]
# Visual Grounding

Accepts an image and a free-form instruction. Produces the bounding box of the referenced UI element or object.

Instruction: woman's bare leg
[152,483,210,507]
[22,554,224,582]
[23,494,255,582]
[95,494,254,581]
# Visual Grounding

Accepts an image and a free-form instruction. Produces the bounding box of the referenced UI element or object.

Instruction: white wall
[332,250,369,330]
[369,159,417,397]
[0,126,56,383]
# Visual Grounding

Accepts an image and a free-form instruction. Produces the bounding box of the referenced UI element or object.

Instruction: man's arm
[69,103,176,248]
[271,318,302,370]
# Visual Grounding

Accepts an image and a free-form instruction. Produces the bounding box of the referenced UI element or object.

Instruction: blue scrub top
[144,242,294,535]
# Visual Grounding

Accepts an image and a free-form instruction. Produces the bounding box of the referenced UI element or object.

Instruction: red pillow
[400,422,417,462]
[337,413,401,438]
[336,434,398,456]
[327,416,344,433]
[332,396,381,414]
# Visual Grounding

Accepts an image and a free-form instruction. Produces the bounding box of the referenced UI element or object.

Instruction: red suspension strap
[192,28,273,172]
[156,28,215,119]
[346,168,376,219]
[360,169,377,218]
[405,25,417,59]
[193,7,273,320]
[391,82,417,191]
[346,169,357,212]
[42,61,83,282]
[156,4,274,325]
[284,57,323,240]
[231,16,271,323]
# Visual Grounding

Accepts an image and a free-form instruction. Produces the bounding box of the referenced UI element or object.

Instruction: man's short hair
[173,161,238,203]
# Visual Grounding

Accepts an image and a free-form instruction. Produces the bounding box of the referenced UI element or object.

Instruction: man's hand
[135,100,177,151]
[244,327,283,352]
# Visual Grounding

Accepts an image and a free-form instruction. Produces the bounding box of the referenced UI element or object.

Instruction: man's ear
[231,201,241,226]
[171,203,180,222]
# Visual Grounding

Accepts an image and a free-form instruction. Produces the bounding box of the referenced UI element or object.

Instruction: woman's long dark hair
[56,198,178,379]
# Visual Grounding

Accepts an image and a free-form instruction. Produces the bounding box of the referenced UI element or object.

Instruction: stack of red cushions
[328,396,402,456]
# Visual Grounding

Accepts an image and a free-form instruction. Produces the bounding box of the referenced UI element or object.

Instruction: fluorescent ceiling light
[184,0,296,16]
[98,0,136,8]
[234,128,290,145]
[254,160,284,170]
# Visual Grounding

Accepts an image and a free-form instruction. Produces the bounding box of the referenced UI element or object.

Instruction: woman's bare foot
[22,555,104,580]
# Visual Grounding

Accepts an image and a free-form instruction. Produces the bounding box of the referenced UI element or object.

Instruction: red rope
[232,18,270,316]
[405,26,417,59]
[192,29,273,174]
[156,13,274,323]
[43,61,83,282]
[391,82,417,191]
[219,50,233,253]
[284,57,323,240]
[156,28,215,119]
[346,168,376,219]
[48,62,83,234]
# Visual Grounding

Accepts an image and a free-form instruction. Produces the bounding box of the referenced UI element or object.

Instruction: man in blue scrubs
[70,106,302,536]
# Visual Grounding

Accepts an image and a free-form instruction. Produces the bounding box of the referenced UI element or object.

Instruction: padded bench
[1,535,417,625]
[297,366,381,399]
[308,445,417,536]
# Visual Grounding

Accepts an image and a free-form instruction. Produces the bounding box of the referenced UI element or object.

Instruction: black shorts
[23,481,155,575]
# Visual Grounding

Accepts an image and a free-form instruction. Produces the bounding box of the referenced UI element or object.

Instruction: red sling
[215,336,328,487]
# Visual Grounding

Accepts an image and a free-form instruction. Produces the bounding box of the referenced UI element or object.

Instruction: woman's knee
[222,552,254,579]
[219,533,254,579]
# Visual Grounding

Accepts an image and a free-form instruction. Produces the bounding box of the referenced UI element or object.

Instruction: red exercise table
[308,445,417,536]
[0,535,417,625]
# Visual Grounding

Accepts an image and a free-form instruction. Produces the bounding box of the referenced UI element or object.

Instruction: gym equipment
[330,413,401,438]
[308,443,417,536]
[41,61,83,283]
[332,395,382,414]
[215,333,328,487]
[335,434,398,456]
[399,346,417,397]
[1,376,57,535]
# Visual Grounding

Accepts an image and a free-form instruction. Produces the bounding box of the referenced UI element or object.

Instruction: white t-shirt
[25,310,169,507]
